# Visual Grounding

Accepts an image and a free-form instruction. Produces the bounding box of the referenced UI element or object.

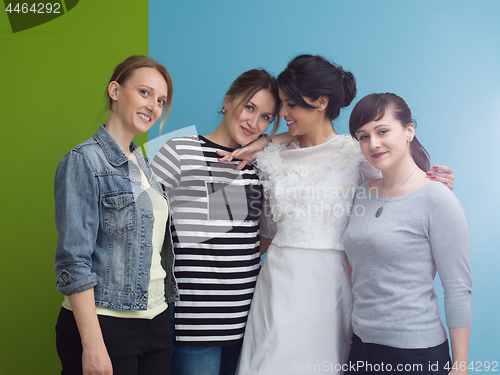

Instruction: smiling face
[279,88,326,137]
[223,88,276,147]
[356,107,414,172]
[109,67,168,137]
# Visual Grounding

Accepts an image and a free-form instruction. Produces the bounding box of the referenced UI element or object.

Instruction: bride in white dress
[233,54,378,375]
[241,136,378,375]
[220,54,454,375]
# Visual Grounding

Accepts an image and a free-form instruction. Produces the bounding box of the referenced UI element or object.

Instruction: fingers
[217,149,246,163]
[426,163,455,191]
[431,164,454,176]
[427,170,455,180]
[219,149,250,169]
[217,148,256,171]
[236,160,249,170]
[217,150,235,162]
[427,175,454,190]
[430,171,455,181]
[427,164,455,185]
[217,154,231,162]
[216,150,233,162]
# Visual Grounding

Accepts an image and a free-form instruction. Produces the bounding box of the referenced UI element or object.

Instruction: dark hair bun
[277,54,357,121]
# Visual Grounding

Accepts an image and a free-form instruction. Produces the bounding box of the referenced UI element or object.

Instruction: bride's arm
[218,132,297,170]
[359,160,455,190]
[359,159,382,183]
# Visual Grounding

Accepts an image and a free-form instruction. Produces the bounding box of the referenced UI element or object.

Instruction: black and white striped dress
[151,135,262,346]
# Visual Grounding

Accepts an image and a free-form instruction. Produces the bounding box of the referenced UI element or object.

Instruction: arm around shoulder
[358,159,382,183]
[217,132,297,170]
[269,132,296,145]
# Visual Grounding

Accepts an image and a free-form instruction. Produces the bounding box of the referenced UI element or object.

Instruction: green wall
[0,1,148,373]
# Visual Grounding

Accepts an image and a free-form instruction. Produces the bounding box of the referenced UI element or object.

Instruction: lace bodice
[256,134,379,250]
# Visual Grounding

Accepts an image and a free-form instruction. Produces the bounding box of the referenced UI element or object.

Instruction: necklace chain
[375,166,419,218]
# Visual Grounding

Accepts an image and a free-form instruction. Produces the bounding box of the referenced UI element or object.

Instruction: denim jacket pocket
[102,191,136,233]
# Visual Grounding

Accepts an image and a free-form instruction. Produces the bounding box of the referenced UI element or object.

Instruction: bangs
[349,94,390,140]
[278,70,316,111]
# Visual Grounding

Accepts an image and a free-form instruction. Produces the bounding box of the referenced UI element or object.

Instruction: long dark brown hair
[349,93,430,171]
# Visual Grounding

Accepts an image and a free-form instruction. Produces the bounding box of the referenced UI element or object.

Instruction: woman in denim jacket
[54,55,178,375]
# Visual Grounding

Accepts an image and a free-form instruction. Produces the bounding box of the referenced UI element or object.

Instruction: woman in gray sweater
[343,93,471,375]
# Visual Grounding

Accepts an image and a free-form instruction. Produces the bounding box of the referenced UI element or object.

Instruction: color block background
[1,1,498,373]
[0,1,148,373]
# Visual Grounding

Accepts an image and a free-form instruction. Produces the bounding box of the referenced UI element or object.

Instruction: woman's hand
[82,341,113,375]
[217,135,269,170]
[218,132,298,170]
[427,164,455,190]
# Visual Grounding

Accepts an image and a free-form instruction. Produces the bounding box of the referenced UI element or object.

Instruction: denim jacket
[54,125,179,310]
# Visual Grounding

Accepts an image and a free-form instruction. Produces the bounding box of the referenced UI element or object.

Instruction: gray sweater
[343,181,472,349]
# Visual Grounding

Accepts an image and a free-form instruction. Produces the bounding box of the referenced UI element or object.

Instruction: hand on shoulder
[426,164,454,190]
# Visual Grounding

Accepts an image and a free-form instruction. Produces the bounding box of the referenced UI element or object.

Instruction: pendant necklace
[375,166,418,218]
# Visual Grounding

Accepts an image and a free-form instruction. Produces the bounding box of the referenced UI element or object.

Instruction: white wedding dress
[236,135,379,375]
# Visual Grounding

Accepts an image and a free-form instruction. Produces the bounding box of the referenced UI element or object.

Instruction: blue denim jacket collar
[94,125,139,167]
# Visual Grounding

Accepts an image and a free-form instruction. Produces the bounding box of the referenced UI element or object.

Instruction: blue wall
[149,0,500,361]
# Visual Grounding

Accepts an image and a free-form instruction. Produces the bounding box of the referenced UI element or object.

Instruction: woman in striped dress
[151,69,281,375]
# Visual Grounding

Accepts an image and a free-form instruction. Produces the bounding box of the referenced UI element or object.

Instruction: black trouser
[56,307,172,375]
[345,334,451,375]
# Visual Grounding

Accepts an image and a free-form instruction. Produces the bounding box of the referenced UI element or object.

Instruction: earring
[408,137,412,142]
[222,108,226,113]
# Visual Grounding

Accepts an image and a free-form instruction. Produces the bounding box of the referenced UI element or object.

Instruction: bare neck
[377,156,428,197]
[204,121,240,149]
[297,118,336,148]
[105,115,135,157]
